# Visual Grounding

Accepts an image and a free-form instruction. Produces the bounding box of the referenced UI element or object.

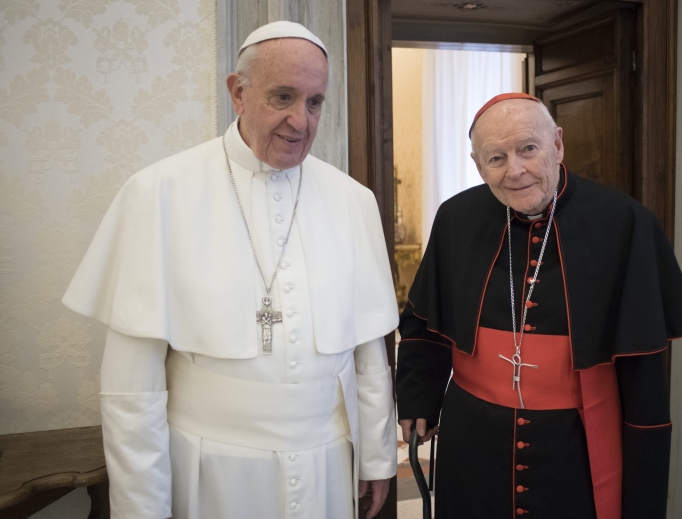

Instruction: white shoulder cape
[62,136,398,357]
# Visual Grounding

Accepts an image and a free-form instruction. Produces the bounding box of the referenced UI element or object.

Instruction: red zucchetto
[468,93,542,138]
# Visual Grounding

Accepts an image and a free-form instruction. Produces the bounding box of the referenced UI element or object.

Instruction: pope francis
[62,22,398,519]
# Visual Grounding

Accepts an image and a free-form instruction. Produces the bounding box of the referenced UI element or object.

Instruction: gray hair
[235,43,260,87]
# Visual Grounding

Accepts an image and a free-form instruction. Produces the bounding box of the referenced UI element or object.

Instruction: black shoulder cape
[408,170,682,369]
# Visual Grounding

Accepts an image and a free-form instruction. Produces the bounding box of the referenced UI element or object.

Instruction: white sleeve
[100,327,172,519]
[354,337,398,481]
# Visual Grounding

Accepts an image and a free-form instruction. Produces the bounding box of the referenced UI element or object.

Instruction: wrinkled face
[227,38,328,170]
[470,100,564,215]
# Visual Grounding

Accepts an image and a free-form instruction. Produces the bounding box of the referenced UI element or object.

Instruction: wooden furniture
[0,426,109,519]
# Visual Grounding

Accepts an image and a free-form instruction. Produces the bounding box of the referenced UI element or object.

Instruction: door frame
[347,2,396,517]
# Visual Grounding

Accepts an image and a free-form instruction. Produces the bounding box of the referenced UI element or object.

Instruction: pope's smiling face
[227,38,328,170]
[470,99,564,215]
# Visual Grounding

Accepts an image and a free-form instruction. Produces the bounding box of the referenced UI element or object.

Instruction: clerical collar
[223,118,298,174]
[513,166,567,222]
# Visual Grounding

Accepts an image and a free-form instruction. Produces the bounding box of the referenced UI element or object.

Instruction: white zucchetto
[238,21,328,59]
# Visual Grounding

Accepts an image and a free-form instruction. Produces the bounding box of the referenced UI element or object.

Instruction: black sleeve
[396,302,453,428]
[616,351,671,519]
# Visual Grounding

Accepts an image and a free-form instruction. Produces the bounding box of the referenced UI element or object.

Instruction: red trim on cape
[624,421,672,429]
[472,224,509,355]
[408,301,457,348]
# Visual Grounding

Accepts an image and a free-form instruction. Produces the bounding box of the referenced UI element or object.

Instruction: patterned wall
[0,0,217,434]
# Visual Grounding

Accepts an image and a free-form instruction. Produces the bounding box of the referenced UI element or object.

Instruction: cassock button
[516,508,528,515]
[517,441,528,449]
[534,222,543,229]
[289,361,297,369]
[525,301,536,309]
[516,485,528,493]
[275,216,283,223]
[290,478,297,486]
[274,194,282,201]
[271,174,279,180]
[281,262,289,270]
[530,260,538,267]
[289,454,297,461]
[277,239,284,246]
[516,464,525,471]
[532,236,541,244]
[290,502,297,509]
[287,310,294,317]
[517,418,525,426]
[527,277,539,285]
[290,334,297,343]
[524,324,533,332]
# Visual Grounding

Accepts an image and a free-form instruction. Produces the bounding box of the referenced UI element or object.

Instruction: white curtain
[422,50,526,251]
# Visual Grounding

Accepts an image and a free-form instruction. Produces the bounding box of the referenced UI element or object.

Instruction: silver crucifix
[498,353,538,409]
[256,296,282,355]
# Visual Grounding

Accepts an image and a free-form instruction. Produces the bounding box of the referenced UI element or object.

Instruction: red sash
[451,327,622,519]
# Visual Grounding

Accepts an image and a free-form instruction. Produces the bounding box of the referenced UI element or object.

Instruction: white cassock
[63,120,399,519]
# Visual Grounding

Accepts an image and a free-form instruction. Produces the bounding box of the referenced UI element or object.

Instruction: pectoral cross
[256,296,282,355]
[498,353,538,409]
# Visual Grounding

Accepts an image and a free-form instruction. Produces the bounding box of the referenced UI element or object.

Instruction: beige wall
[0,0,218,434]
[392,47,424,246]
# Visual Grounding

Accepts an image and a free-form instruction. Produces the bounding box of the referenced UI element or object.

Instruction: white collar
[224,118,299,175]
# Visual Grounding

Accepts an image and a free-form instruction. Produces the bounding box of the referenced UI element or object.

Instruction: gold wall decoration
[0,0,218,434]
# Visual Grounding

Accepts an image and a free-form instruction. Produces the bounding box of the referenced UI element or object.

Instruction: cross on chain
[256,296,282,355]
[499,191,558,410]
[498,353,537,409]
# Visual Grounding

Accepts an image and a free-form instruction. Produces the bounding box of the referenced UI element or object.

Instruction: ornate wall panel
[0,0,218,434]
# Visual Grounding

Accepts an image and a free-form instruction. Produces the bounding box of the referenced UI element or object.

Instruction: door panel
[534,9,634,195]
[555,93,605,181]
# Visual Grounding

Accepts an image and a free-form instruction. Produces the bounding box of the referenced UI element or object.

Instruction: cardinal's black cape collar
[408,168,682,369]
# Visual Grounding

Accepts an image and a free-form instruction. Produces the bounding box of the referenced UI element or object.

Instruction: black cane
[408,421,433,519]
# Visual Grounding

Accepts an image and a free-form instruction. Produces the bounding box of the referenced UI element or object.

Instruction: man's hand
[358,478,390,519]
[399,418,438,445]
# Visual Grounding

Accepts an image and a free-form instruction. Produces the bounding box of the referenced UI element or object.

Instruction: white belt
[165,350,351,452]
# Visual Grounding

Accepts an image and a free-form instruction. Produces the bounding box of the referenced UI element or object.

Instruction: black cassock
[397,168,682,519]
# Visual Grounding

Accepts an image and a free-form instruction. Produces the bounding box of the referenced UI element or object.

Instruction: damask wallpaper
[0,0,218,434]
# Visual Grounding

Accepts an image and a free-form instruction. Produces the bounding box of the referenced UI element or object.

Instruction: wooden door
[534,10,635,195]
[347,1,397,518]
